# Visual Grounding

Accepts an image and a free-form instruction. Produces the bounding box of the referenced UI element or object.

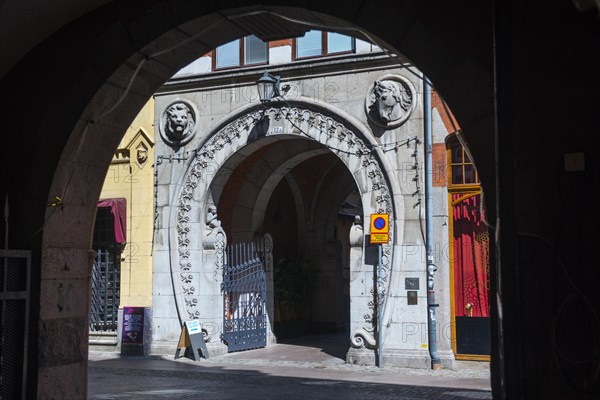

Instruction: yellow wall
[99,98,154,307]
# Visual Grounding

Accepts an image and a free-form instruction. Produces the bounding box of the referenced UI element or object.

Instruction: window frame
[446,134,480,190]
[292,31,356,61]
[212,35,269,71]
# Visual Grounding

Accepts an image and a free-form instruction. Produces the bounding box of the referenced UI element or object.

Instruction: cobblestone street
[89,335,491,400]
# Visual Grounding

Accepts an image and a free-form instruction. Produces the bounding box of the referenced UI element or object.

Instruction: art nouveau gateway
[103,36,491,368]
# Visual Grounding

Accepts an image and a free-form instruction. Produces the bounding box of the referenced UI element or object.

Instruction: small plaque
[370,233,389,244]
[405,277,419,290]
[407,290,418,305]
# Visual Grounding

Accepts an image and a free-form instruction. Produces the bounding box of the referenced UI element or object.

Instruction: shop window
[214,35,268,70]
[293,30,355,60]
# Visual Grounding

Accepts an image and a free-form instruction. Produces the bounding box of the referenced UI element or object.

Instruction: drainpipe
[424,76,442,370]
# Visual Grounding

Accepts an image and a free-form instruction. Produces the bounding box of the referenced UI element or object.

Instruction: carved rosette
[174,104,394,330]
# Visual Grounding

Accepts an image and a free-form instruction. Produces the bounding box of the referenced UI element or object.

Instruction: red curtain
[453,193,489,317]
[97,198,127,244]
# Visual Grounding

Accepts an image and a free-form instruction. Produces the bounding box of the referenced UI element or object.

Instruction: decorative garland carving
[173,104,393,335]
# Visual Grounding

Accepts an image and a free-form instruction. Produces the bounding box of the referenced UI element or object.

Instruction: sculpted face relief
[365,75,416,129]
[159,99,199,147]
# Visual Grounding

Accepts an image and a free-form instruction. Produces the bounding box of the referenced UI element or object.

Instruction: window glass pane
[464,164,478,184]
[216,39,240,68]
[452,165,464,185]
[463,150,473,163]
[245,35,267,64]
[451,145,463,163]
[93,207,116,244]
[296,30,322,58]
[327,32,353,53]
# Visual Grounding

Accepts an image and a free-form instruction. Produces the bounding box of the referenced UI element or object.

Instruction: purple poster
[122,307,145,345]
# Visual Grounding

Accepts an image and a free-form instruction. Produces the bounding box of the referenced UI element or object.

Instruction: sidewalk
[89,333,491,396]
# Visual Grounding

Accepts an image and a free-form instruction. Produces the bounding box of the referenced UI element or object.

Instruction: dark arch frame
[0,2,496,398]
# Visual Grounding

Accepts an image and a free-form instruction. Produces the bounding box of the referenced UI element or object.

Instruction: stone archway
[0,3,495,397]
[154,98,401,358]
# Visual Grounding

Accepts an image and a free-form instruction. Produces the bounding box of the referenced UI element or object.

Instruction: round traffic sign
[374,217,386,230]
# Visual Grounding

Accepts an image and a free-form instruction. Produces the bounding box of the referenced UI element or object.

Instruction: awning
[97,198,127,244]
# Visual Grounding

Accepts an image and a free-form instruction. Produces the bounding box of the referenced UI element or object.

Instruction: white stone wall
[152,57,454,367]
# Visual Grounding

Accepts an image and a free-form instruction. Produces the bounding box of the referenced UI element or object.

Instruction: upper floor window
[447,135,480,186]
[214,35,268,70]
[293,30,355,60]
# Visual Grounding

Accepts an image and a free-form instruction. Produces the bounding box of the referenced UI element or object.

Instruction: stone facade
[151,51,454,367]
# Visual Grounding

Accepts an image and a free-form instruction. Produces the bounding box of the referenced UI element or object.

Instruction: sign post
[370,214,389,368]
[174,320,209,361]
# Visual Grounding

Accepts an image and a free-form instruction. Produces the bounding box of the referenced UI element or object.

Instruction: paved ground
[88,334,491,399]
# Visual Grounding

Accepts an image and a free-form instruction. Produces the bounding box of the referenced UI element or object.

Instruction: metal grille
[89,247,121,332]
[222,242,267,352]
[0,250,30,400]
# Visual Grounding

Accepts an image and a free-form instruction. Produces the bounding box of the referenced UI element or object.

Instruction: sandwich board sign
[370,213,390,244]
[174,320,209,361]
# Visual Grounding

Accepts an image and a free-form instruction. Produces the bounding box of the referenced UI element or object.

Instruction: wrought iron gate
[222,242,267,352]
[89,247,121,332]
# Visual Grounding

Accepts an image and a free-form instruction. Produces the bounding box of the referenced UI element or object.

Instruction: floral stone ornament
[159,99,199,147]
[365,74,416,129]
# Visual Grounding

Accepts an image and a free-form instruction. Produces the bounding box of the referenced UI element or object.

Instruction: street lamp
[256,70,280,103]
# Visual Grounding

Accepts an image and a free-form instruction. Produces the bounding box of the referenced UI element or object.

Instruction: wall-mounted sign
[370,213,389,244]
[405,277,420,290]
[407,291,418,305]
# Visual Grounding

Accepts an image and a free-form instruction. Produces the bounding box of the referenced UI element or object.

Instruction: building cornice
[156,52,412,96]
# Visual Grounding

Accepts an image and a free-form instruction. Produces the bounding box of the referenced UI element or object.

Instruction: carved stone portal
[159,99,199,147]
[365,75,416,129]
[173,103,395,347]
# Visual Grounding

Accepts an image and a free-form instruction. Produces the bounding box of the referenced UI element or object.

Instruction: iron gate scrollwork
[222,242,267,352]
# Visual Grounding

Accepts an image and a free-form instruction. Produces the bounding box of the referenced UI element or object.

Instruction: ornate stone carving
[174,103,394,329]
[203,204,226,250]
[365,75,416,129]
[264,233,273,253]
[159,99,199,147]
[136,143,148,165]
[214,231,226,280]
[349,215,364,247]
[351,328,377,349]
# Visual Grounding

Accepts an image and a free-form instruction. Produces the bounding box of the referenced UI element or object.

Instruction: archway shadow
[88,353,492,399]
[277,331,351,361]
